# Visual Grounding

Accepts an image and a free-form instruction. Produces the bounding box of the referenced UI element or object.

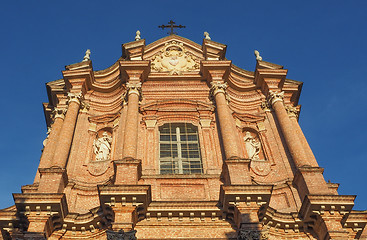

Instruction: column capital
[285,105,299,119]
[67,92,83,105]
[52,108,66,120]
[267,91,284,106]
[126,82,142,96]
[209,81,227,98]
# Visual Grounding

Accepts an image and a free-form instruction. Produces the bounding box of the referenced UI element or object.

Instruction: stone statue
[244,131,261,160]
[135,30,141,41]
[254,50,262,61]
[204,31,211,40]
[93,132,112,161]
[83,49,91,62]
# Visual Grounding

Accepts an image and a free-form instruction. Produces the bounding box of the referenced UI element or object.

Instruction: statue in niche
[93,131,112,161]
[244,131,261,161]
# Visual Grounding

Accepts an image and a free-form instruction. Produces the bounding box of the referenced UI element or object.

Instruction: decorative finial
[204,31,211,40]
[135,30,141,41]
[254,50,262,61]
[83,49,91,62]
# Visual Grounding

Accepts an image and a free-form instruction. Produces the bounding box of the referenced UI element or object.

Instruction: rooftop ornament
[204,31,211,40]
[254,50,262,61]
[82,49,91,62]
[158,20,185,35]
[135,30,141,41]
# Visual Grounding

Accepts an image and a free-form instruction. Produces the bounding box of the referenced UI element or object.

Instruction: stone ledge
[299,194,356,221]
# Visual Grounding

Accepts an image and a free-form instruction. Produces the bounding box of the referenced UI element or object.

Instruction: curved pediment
[144,35,204,75]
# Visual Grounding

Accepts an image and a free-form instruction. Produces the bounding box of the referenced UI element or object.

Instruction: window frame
[158,122,203,175]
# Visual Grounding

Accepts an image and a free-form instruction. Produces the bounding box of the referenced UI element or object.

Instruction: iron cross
[158,20,186,35]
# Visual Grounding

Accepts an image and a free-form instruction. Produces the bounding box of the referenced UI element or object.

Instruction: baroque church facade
[0,33,366,239]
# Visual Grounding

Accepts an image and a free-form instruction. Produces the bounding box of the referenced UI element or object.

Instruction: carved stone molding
[267,91,284,106]
[151,40,200,75]
[106,229,137,240]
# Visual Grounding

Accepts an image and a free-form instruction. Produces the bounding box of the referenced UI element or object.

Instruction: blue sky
[0,1,366,210]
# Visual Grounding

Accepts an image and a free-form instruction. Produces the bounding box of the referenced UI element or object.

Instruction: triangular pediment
[143,35,204,75]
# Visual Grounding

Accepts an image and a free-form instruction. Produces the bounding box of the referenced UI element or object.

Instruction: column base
[113,158,142,185]
[37,167,68,193]
[223,158,251,185]
[293,166,332,201]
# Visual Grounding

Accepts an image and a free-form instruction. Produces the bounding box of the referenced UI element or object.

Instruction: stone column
[34,108,65,183]
[115,101,128,160]
[286,106,318,167]
[268,91,331,198]
[267,91,309,168]
[38,92,82,193]
[210,81,250,184]
[210,81,240,159]
[122,82,141,159]
[52,93,82,168]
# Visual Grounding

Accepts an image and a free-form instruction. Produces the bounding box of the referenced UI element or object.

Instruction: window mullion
[176,126,183,174]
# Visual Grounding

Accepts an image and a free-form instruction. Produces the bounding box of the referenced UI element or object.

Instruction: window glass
[159,123,203,174]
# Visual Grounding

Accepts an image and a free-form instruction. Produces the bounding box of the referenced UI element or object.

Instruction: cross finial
[158,20,185,35]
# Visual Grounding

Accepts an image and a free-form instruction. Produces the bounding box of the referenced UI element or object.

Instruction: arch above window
[159,123,203,174]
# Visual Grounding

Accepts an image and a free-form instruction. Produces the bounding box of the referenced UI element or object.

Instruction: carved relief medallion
[151,41,200,75]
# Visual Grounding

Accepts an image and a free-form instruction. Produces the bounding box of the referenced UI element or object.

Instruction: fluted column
[268,91,310,168]
[52,92,82,168]
[210,81,240,159]
[122,82,141,159]
[34,108,65,183]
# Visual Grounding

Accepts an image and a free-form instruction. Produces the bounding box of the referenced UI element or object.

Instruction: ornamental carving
[93,131,112,161]
[267,91,284,106]
[151,41,200,75]
[285,105,299,118]
[106,229,137,240]
[237,229,268,240]
[244,131,261,161]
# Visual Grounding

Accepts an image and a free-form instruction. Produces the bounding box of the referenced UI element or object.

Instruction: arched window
[159,123,203,174]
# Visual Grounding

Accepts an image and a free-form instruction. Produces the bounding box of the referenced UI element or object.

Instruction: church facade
[0,33,366,239]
